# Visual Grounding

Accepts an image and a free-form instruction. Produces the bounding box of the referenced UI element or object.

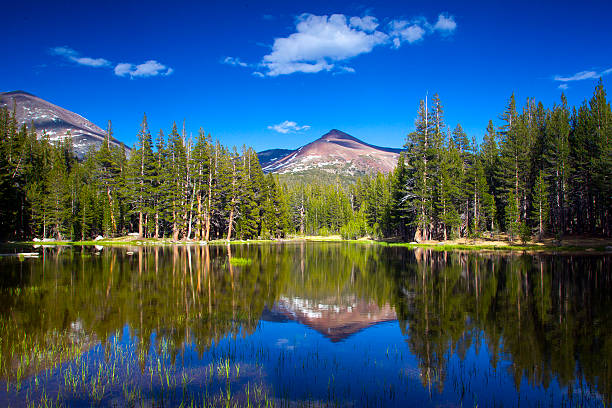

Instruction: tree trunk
[299,204,305,235]
[227,207,234,241]
[107,187,117,234]
[205,174,212,241]
[197,190,202,240]
[539,200,543,239]
[186,182,197,240]
[226,161,237,241]
[138,211,143,238]
[443,203,447,241]
[154,212,159,239]
[172,211,179,241]
[205,151,215,241]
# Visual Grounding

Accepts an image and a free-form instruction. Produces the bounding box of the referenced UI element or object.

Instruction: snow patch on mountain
[0,90,128,158]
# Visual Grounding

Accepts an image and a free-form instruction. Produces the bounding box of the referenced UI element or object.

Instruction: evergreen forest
[0,80,610,242]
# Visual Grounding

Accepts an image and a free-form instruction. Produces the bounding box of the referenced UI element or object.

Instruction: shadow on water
[0,243,610,406]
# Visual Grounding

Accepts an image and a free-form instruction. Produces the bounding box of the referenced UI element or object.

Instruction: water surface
[0,243,610,407]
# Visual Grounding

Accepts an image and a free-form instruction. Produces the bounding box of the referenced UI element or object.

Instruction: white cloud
[555,71,598,82]
[349,16,379,32]
[554,68,612,82]
[388,13,456,48]
[267,120,311,134]
[50,46,110,67]
[113,60,173,78]
[73,57,110,67]
[114,63,132,77]
[388,20,426,47]
[51,46,78,57]
[265,61,333,76]
[51,46,172,78]
[339,66,356,73]
[224,12,457,76]
[558,84,569,90]
[261,13,388,76]
[222,56,249,67]
[434,14,457,32]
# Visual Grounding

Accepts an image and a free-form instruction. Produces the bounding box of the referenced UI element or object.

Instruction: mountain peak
[1,90,38,98]
[320,129,358,141]
[0,91,127,158]
[258,129,402,179]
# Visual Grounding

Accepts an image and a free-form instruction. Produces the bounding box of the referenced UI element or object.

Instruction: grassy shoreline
[9,234,612,253]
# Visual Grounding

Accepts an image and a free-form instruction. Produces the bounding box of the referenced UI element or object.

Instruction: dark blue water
[0,243,609,407]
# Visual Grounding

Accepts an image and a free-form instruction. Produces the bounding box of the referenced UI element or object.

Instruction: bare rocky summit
[259,129,402,178]
[0,90,127,158]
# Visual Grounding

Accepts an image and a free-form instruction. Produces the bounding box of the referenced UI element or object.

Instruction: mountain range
[0,91,126,158]
[1,91,402,179]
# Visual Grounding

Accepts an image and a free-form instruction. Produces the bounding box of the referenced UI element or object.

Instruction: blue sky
[3,0,611,151]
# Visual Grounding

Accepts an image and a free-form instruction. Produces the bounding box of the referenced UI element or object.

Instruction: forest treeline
[0,115,290,241]
[286,80,611,241]
[0,80,610,241]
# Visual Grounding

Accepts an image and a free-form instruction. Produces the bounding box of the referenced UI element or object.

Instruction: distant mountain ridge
[0,90,127,158]
[257,148,296,168]
[258,129,402,180]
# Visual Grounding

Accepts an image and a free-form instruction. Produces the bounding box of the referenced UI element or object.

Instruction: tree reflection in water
[0,243,609,406]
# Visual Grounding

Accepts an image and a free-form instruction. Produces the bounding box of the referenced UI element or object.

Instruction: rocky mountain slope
[257,148,295,168]
[0,91,127,158]
[258,129,402,180]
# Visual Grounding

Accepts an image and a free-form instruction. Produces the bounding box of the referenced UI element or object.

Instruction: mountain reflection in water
[264,296,397,342]
[0,243,610,407]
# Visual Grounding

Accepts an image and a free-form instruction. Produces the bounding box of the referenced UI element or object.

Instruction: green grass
[385,242,593,252]
[229,257,252,266]
[14,235,610,253]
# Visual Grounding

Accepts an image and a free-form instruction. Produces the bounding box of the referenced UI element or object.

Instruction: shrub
[519,222,531,244]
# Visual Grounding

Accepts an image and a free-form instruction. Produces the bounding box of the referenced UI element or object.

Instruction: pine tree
[541,95,569,235]
[437,143,461,240]
[405,98,434,241]
[167,122,187,240]
[388,154,411,239]
[153,129,169,238]
[25,132,53,238]
[589,79,612,235]
[237,146,264,239]
[498,94,519,226]
[452,123,471,237]
[273,178,291,238]
[189,129,208,239]
[95,121,122,236]
[568,102,595,234]
[505,190,520,242]
[531,170,549,240]
[45,140,71,240]
[126,113,156,237]
[225,147,241,240]
[481,120,502,229]
[208,141,227,239]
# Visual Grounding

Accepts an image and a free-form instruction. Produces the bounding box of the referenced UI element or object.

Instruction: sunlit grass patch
[229,257,252,266]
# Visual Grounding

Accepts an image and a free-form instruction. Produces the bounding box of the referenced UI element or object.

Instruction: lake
[0,243,610,407]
